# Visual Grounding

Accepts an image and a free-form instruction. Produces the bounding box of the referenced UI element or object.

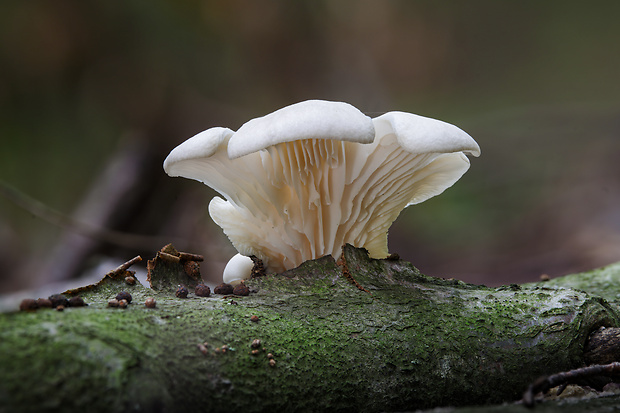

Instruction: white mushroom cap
[164,100,480,281]
[222,253,254,285]
[372,111,480,206]
[227,100,375,158]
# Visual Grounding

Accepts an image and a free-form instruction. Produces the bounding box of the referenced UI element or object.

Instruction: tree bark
[1,245,620,412]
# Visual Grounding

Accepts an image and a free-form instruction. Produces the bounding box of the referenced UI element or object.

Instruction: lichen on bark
[1,245,619,412]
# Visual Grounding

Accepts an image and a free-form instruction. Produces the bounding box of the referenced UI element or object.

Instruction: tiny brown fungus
[197,343,208,355]
[175,285,189,298]
[233,282,250,296]
[19,298,38,312]
[214,283,234,295]
[49,294,69,308]
[67,296,86,307]
[36,298,53,308]
[116,291,132,303]
[183,261,201,278]
[195,284,211,297]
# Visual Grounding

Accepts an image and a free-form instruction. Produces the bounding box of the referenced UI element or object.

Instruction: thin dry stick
[178,252,205,262]
[0,181,185,250]
[107,256,143,277]
[522,362,620,408]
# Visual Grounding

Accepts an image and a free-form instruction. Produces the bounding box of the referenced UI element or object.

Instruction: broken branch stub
[147,244,205,291]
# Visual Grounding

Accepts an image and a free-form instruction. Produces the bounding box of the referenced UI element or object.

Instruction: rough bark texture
[1,245,620,413]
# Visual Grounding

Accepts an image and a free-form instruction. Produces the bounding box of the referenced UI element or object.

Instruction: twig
[522,362,620,408]
[179,252,205,262]
[158,251,181,264]
[0,180,185,251]
[107,256,143,277]
[63,255,144,295]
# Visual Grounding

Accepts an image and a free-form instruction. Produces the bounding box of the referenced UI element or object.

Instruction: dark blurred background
[1,0,619,294]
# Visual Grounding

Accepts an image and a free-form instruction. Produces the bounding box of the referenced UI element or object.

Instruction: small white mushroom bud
[222,253,254,285]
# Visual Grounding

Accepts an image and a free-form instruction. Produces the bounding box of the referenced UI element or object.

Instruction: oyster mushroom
[222,253,255,285]
[164,100,480,283]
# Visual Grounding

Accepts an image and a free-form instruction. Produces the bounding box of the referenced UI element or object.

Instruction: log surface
[1,245,620,412]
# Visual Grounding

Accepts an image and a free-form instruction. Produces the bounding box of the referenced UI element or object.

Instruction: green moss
[1,246,620,412]
[528,262,620,309]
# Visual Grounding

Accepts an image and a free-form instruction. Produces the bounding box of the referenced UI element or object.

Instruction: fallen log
[1,245,619,412]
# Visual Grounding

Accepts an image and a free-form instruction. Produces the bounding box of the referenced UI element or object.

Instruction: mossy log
[2,245,620,412]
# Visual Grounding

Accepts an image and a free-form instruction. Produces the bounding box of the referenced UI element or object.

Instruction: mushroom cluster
[164,100,480,283]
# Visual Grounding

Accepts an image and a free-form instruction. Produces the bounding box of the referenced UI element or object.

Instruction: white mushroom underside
[191,134,470,273]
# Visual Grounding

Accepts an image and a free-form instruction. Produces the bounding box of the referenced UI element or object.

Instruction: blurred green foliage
[1,0,619,291]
